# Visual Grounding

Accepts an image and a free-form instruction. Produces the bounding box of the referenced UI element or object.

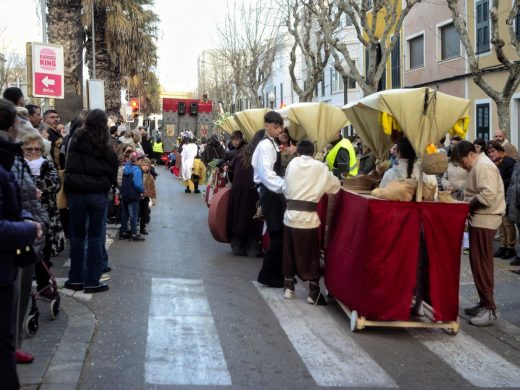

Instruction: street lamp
[268,92,275,109]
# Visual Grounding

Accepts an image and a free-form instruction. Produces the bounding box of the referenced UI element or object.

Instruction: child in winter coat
[120,151,145,241]
[139,157,156,235]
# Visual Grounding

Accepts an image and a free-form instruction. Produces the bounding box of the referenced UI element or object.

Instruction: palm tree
[46,0,84,122]
[83,0,159,119]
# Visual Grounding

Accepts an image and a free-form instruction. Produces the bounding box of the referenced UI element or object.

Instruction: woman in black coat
[64,109,118,293]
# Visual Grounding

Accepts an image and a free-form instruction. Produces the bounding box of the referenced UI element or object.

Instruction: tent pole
[417,161,423,202]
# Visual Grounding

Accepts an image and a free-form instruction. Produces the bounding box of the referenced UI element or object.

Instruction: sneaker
[463,304,482,317]
[283,278,295,299]
[15,350,34,364]
[307,281,327,305]
[493,247,507,258]
[469,308,497,326]
[130,234,145,242]
[463,248,470,255]
[510,256,520,266]
[100,273,111,282]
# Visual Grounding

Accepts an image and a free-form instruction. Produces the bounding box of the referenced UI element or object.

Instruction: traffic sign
[26,42,64,99]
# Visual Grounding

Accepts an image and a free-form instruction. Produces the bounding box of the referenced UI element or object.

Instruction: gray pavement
[16,173,520,389]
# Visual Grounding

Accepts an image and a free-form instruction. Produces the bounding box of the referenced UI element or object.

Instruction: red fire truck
[159,98,214,151]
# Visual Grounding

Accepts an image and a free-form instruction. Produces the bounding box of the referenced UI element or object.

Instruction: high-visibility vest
[326,138,358,176]
[152,142,163,153]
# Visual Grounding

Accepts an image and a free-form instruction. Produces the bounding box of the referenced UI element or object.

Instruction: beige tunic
[283,156,341,229]
[464,153,505,229]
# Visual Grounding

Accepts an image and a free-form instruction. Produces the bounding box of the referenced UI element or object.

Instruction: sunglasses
[23,147,42,152]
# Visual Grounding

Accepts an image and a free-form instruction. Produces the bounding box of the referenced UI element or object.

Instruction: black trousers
[257,187,285,283]
[0,283,19,390]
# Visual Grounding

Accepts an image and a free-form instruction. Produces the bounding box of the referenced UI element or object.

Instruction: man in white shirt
[251,111,285,287]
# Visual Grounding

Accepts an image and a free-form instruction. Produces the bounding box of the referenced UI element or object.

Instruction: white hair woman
[21,133,65,293]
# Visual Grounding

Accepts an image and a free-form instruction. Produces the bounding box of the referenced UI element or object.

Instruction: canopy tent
[234,108,271,142]
[342,87,470,160]
[279,102,350,153]
[218,116,240,136]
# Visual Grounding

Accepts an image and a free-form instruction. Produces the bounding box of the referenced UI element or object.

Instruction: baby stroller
[24,259,60,337]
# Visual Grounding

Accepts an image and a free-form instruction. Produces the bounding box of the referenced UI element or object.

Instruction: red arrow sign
[34,72,62,97]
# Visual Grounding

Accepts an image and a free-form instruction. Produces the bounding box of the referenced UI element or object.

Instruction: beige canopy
[218,116,239,136]
[342,87,471,160]
[234,108,271,142]
[279,102,350,152]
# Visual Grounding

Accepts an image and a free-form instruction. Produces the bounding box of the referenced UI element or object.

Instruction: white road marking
[255,282,397,388]
[145,278,232,386]
[410,329,520,387]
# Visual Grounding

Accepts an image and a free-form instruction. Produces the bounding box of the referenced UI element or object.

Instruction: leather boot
[493,247,507,258]
[501,248,516,259]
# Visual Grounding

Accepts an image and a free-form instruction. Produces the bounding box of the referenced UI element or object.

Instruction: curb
[39,295,95,390]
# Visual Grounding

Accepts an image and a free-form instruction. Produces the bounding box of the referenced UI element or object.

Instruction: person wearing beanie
[139,157,156,235]
[119,152,145,241]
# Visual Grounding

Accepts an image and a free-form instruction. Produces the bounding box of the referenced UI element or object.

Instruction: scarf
[26,157,45,176]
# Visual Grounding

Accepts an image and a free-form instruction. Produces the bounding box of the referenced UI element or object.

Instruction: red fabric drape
[324,190,468,322]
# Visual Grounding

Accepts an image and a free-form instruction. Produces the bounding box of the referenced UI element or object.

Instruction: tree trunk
[47,0,84,123]
[85,5,122,120]
[496,99,512,137]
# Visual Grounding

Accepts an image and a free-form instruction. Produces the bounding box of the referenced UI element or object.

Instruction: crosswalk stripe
[145,278,232,386]
[410,329,520,387]
[255,282,397,388]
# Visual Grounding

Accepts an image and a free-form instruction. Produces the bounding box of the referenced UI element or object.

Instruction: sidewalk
[17,230,520,389]
[18,226,119,390]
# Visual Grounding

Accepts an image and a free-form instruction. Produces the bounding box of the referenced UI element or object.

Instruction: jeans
[68,192,108,287]
[121,200,140,235]
[101,202,109,271]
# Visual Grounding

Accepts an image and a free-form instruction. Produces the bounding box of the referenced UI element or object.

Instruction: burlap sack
[420,182,437,201]
[371,179,417,202]
[438,190,454,203]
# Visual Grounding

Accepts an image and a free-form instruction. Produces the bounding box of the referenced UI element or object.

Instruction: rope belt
[286,199,318,212]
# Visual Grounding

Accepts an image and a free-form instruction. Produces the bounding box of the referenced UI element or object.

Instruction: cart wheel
[50,296,60,320]
[24,313,39,338]
[350,310,359,332]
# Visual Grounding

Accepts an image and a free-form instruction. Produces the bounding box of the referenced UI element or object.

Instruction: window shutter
[476,0,490,54]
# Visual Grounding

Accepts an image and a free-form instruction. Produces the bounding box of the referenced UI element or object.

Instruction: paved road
[62,169,520,389]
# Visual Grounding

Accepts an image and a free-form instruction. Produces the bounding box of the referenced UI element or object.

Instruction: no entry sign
[27,42,64,99]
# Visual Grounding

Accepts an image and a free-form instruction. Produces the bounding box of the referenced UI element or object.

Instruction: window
[391,34,401,88]
[321,71,325,96]
[331,69,344,93]
[476,103,490,142]
[409,34,424,69]
[440,23,460,60]
[476,0,489,54]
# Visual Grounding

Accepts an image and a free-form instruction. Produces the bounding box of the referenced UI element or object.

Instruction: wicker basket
[422,152,448,175]
[342,174,374,191]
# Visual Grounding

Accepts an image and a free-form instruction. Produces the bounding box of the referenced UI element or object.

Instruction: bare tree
[0,51,26,93]
[281,0,332,101]
[206,51,235,111]
[309,0,423,97]
[216,0,283,109]
[448,0,520,137]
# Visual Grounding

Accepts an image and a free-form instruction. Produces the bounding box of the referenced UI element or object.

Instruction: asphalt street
[19,167,520,389]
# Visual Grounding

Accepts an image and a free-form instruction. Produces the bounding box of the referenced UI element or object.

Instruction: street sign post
[26,42,64,99]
